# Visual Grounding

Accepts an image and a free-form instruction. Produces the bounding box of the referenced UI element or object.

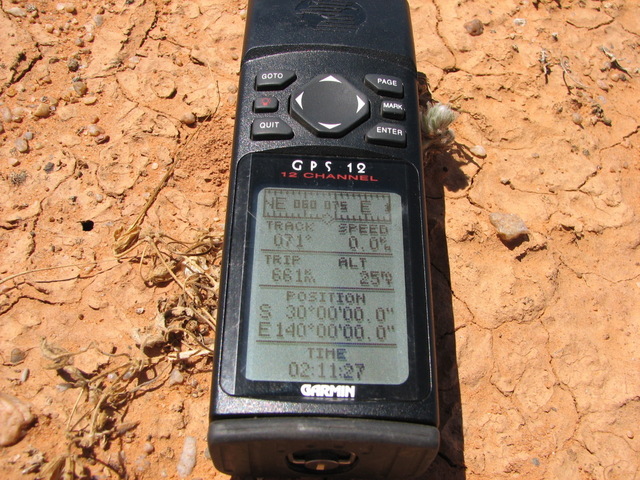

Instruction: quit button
[251,117,293,140]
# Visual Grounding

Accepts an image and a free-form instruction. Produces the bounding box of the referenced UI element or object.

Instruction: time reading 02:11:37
[245,187,410,385]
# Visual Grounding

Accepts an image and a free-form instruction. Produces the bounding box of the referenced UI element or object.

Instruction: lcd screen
[245,187,409,384]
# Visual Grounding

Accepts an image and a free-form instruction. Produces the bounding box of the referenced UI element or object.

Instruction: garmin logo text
[301,384,356,398]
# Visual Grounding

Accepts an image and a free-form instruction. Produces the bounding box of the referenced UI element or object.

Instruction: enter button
[366,123,406,147]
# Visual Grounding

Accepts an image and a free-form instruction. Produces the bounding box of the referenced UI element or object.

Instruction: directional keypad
[290,74,369,137]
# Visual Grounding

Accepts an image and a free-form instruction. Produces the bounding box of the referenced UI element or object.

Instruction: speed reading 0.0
[245,187,409,384]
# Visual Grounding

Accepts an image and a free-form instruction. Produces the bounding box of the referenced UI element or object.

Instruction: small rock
[153,78,177,99]
[67,57,80,72]
[176,436,197,477]
[513,18,526,27]
[73,81,88,96]
[168,368,185,387]
[56,105,77,121]
[489,212,529,242]
[469,145,487,158]
[23,131,34,141]
[33,103,51,118]
[180,112,197,126]
[86,124,104,136]
[0,392,35,447]
[94,134,110,144]
[43,162,55,173]
[93,14,104,27]
[135,307,145,314]
[571,112,583,126]
[10,348,27,365]
[44,23,55,33]
[9,157,20,167]
[11,107,27,122]
[0,122,4,134]
[84,32,95,42]
[82,96,98,105]
[596,79,609,91]
[464,18,484,36]
[6,7,28,17]
[2,106,13,123]
[15,138,29,153]
[143,442,155,454]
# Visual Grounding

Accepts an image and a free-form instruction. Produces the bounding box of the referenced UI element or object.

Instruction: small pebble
[513,18,526,27]
[15,138,29,153]
[571,112,583,126]
[44,23,54,33]
[82,96,97,105]
[180,112,197,126]
[151,162,159,170]
[94,134,109,144]
[95,193,104,203]
[489,212,529,241]
[43,162,55,173]
[470,145,487,158]
[22,131,34,141]
[86,124,104,136]
[84,32,95,42]
[168,368,185,387]
[93,14,104,27]
[176,436,197,477]
[0,393,34,447]
[67,58,80,72]
[464,18,484,36]
[10,348,27,365]
[2,107,13,123]
[12,107,27,122]
[7,7,27,17]
[135,307,145,314]
[143,442,155,454]
[73,81,88,96]
[500,177,511,185]
[626,431,634,439]
[596,79,609,91]
[9,158,20,167]
[33,103,51,118]
[20,369,30,383]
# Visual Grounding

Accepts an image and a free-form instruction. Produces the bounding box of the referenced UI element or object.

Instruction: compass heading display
[245,187,409,384]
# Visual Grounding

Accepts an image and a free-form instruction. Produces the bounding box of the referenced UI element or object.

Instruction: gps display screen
[244,187,409,385]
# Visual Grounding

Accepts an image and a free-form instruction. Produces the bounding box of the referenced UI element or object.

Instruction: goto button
[256,70,296,90]
[251,117,293,140]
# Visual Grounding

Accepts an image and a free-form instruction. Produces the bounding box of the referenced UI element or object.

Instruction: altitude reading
[245,187,409,384]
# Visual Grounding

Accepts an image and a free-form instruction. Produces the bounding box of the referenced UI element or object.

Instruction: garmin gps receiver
[208,0,439,478]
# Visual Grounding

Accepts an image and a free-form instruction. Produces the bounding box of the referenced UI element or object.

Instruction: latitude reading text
[245,187,409,385]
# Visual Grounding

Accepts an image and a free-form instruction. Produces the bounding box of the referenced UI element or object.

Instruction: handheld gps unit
[208,1,439,478]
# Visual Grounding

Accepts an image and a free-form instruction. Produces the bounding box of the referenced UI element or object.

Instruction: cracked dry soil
[0,1,639,479]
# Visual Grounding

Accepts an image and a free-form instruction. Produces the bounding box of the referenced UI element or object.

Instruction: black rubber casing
[209,1,439,478]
